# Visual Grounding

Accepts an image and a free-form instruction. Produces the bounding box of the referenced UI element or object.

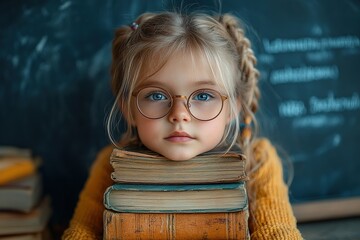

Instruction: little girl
[63,12,302,239]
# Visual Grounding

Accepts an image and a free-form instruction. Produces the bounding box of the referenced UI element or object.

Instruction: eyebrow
[142,79,217,88]
[193,80,217,86]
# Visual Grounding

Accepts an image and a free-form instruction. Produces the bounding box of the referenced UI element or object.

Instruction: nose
[167,96,192,123]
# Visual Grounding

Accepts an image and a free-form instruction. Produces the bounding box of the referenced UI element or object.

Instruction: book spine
[103,185,115,212]
[103,209,249,240]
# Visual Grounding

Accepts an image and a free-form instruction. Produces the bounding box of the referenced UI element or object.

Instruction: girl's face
[132,52,230,161]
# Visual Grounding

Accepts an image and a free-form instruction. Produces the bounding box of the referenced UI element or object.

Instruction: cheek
[135,117,162,140]
[198,114,228,138]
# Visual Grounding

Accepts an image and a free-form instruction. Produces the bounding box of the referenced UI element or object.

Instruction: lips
[165,131,194,142]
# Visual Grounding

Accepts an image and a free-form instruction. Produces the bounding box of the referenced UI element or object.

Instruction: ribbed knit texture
[62,145,113,240]
[248,139,302,239]
[62,139,302,239]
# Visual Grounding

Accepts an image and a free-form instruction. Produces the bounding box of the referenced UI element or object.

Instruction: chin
[162,152,196,161]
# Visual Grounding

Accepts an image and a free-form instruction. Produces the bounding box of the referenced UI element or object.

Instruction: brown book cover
[103,209,249,240]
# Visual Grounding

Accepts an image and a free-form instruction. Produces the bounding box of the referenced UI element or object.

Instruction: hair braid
[219,14,260,146]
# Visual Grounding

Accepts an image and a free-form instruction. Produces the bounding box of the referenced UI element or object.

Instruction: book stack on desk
[0,147,51,240]
[103,145,250,239]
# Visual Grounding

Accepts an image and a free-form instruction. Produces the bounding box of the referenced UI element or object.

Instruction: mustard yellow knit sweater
[62,139,302,239]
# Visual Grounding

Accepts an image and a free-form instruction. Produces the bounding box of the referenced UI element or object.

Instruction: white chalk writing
[292,115,343,128]
[263,35,360,54]
[278,100,307,117]
[310,92,360,113]
[270,65,338,85]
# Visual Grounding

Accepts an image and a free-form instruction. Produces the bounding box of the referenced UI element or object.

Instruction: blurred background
[1,0,359,239]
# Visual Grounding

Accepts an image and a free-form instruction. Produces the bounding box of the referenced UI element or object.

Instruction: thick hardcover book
[104,182,247,213]
[0,197,51,236]
[0,173,42,212]
[110,146,247,184]
[103,209,249,240]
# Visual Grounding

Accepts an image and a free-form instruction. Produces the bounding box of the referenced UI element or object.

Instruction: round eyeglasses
[132,87,228,121]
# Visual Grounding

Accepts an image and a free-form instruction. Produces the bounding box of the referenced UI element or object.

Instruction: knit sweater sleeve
[248,139,303,239]
[62,145,114,240]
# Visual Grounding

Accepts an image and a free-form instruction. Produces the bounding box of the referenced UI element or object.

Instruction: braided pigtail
[219,15,263,223]
[219,14,260,148]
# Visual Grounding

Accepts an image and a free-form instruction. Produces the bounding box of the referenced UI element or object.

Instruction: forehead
[137,49,225,91]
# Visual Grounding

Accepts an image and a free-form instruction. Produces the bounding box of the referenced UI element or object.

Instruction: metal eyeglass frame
[132,86,228,121]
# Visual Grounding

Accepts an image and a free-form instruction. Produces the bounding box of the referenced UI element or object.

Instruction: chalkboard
[1,0,359,236]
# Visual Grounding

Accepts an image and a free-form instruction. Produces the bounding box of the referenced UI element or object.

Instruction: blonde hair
[107,12,260,165]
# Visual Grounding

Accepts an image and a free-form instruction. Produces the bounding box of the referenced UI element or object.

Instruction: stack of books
[0,147,51,240]
[103,145,250,239]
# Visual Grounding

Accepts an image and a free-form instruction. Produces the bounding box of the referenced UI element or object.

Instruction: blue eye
[147,92,168,101]
[193,92,214,101]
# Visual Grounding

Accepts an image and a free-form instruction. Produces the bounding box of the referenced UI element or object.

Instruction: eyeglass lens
[136,87,224,121]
